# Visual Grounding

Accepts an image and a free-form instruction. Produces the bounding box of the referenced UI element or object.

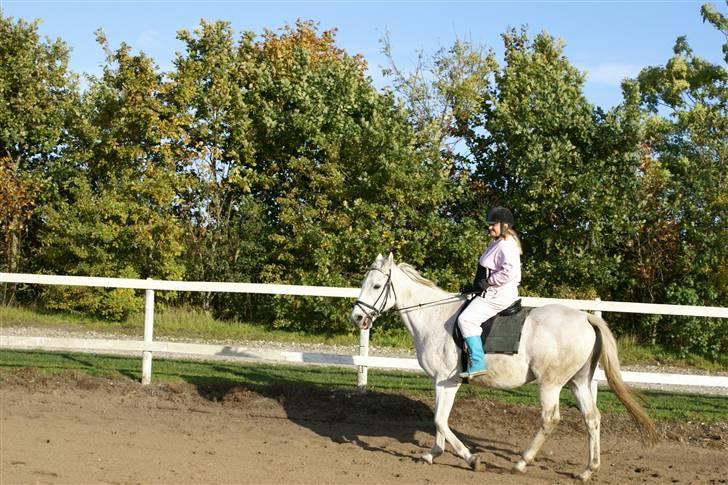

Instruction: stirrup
[460,369,488,379]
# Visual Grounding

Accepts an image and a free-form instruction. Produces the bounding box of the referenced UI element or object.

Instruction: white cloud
[583,63,642,86]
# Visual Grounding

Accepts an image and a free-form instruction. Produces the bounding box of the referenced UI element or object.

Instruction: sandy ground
[1,368,726,485]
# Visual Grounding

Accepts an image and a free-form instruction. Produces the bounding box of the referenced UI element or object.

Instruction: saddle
[453,298,530,371]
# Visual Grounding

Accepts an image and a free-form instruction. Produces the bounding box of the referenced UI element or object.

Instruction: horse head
[350,253,397,330]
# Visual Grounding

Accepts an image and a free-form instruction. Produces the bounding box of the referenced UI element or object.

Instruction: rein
[354,266,464,321]
[397,295,464,313]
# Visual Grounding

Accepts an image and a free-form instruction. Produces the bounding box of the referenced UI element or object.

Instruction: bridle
[354,266,464,323]
[353,267,397,321]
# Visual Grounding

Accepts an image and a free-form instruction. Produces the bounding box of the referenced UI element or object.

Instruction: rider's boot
[460,336,488,379]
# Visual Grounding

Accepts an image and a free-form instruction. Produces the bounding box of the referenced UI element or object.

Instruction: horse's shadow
[179,363,525,469]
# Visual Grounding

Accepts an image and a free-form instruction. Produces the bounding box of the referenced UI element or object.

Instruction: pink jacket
[478,237,521,301]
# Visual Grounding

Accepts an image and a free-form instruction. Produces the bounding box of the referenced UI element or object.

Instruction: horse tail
[586,313,660,446]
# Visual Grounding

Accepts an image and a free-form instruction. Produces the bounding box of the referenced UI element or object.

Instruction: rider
[458,206,522,379]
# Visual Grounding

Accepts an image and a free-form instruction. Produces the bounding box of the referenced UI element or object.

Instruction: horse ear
[387,252,394,265]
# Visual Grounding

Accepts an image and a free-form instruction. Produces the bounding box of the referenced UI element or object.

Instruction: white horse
[350,253,658,481]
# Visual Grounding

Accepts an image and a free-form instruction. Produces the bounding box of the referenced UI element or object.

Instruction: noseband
[354,267,397,321]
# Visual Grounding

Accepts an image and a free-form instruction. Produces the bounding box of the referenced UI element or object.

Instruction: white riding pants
[457,294,516,338]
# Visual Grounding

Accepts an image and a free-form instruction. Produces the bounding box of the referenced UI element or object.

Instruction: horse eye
[373,284,382,290]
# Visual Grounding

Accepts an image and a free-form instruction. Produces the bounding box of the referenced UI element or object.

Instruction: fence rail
[2,272,727,393]
[1,272,359,298]
[3,335,727,391]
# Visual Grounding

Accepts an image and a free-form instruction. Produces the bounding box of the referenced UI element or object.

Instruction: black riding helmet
[486,206,515,227]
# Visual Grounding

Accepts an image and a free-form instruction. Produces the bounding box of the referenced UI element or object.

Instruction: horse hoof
[576,470,592,482]
[469,455,483,472]
[512,460,527,474]
[420,453,434,465]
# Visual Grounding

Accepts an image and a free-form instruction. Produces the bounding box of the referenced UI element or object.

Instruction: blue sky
[1,0,725,109]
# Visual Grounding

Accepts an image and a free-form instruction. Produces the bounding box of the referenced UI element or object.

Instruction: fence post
[591,297,602,404]
[141,280,155,385]
[357,328,370,393]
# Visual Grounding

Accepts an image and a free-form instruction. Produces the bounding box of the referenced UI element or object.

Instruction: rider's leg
[457,296,498,378]
[462,336,487,377]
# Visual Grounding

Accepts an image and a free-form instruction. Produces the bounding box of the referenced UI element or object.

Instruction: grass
[0,303,419,349]
[616,332,728,371]
[1,349,727,424]
[0,304,363,347]
[2,303,726,370]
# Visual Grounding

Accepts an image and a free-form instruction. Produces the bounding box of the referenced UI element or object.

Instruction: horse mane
[398,263,438,289]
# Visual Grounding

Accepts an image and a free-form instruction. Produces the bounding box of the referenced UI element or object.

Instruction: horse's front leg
[421,380,481,471]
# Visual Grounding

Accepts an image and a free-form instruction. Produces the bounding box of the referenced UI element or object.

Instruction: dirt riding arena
[1,369,726,485]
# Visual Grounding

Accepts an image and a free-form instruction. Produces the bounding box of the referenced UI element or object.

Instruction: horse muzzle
[351,311,373,330]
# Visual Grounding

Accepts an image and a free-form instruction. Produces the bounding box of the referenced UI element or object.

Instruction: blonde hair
[501,227,523,255]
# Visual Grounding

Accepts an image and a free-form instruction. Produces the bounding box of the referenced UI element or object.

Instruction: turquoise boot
[460,336,488,379]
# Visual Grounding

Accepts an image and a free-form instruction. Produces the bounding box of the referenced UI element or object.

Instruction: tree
[170,21,269,317]
[36,32,186,319]
[0,14,77,302]
[461,28,642,298]
[381,36,496,163]
[0,157,40,303]
[626,2,727,356]
[235,21,466,332]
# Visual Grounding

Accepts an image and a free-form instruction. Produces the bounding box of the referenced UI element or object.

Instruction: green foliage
[220,21,467,332]
[3,6,726,358]
[38,175,183,320]
[385,15,725,358]
[382,36,497,155]
[0,15,75,166]
[625,5,728,356]
[170,21,268,319]
[0,14,77,295]
[34,34,186,319]
[459,28,641,298]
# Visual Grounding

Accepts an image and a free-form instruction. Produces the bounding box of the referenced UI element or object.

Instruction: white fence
[1,272,727,394]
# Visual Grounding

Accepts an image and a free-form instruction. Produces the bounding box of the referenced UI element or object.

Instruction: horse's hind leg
[513,384,561,473]
[569,375,601,481]
[422,381,481,471]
